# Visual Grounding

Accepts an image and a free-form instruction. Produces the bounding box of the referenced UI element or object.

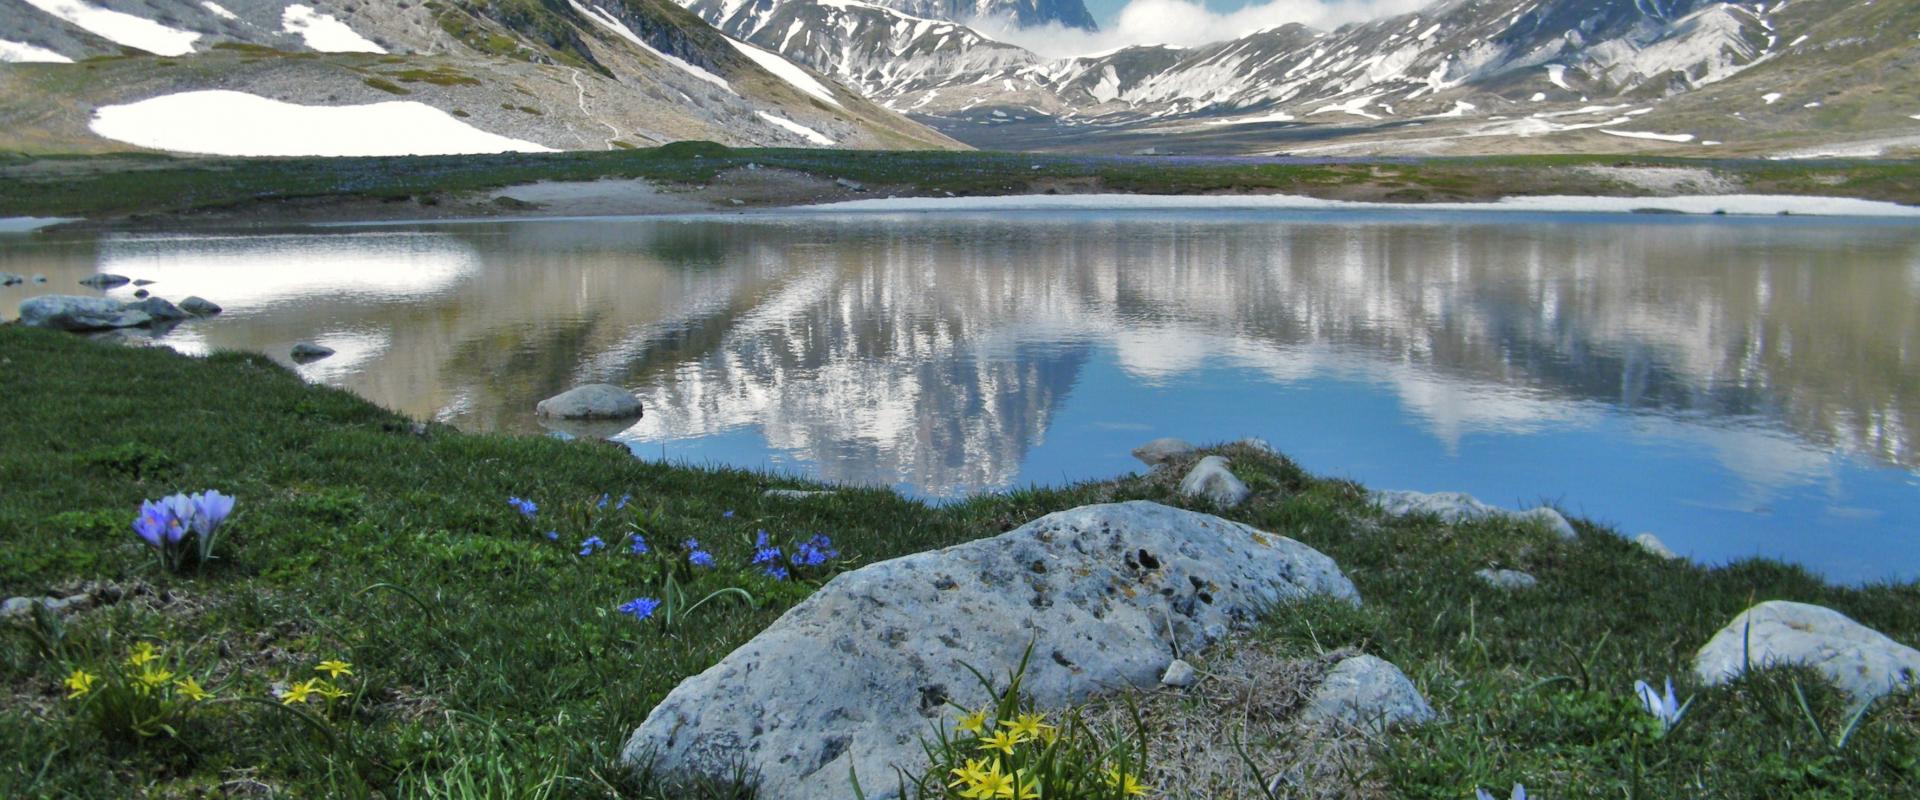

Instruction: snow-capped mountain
[680,0,1920,155]
[0,0,962,154]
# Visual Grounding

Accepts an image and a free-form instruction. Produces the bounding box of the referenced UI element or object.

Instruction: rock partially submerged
[0,272,22,286]
[1372,489,1577,539]
[179,296,223,317]
[536,384,643,420]
[123,296,188,323]
[1131,437,1195,466]
[78,273,130,289]
[620,501,1357,798]
[1298,654,1434,735]
[290,342,336,362]
[1179,455,1251,507]
[1694,600,1920,703]
[18,295,151,331]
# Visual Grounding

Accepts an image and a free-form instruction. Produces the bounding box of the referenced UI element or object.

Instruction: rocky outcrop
[536,384,643,420]
[1131,437,1195,466]
[620,501,1357,798]
[17,295,151,331]
[1694,600,1920,703]
[1475,569,1538,590]
[1179,455,1251,507]
[1298,654,1434,734]
[1373,490,1577,539]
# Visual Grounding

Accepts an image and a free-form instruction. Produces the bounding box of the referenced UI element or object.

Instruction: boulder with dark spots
[536,384,643,420]
[1298,654,1434,734]
[17,295,151,331]
[620,501,1357,798]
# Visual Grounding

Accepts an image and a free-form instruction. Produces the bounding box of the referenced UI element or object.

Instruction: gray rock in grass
[1161,658,1198,688]
[1475,568,1538,590]
[1634,533,1679,560]
[1179,455,1251,507]
[1694,600,1920,703]
[1372,489,1577,539]
[1298,654,1434,734]
[535,384,642,420]
[620,501,1357,799]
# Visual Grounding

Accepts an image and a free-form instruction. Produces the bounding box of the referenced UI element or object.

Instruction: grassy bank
[2,325,1917,798]
[1,147,1917,223]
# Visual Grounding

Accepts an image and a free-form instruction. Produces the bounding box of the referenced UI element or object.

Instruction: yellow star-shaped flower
[955,709,989,735]
[960,763,1013,800]
[1105,768,1148,797]
[1003,712,1048,741]
[175,676,213,702]
[63,669,96,699]
[126,642,162,667]
[315,659,353,679]
[976,727,1023,755]
[281,679,319,705]
[948,757,991,790]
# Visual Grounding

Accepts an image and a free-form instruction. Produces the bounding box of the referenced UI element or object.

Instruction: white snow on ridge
[0,39,72,63]
[1203,110,1295,126]
[755,110,835,145]
[90,91,554,157]
[19,0,200,56]
[1763,92,1781,104]
[728,38,844,109]
[568,1,734,94]
[799,193,1920,219]
[1546,64,1570,89]
[1602,130,1696,143]
[282,5,384,54]
[201,2,237,21]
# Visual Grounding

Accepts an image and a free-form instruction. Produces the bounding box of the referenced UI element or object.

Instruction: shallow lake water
[5,208,1918,582]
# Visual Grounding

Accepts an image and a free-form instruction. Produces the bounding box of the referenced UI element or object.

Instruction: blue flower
[723,509,735,519]
[683,539,715,568]
[132,501,174,548]
[618,597,662,620]
[507,496,538,518]
[188,490,235,537]
[616,494,631,510]
[790,534,839,567]
[579,535,606,556]
[751,530,783,568]
[1634,678,1688,731]
[596,493,610,509]
[762,564,790,580]
[629,534,650,555]
[546,531,559,541]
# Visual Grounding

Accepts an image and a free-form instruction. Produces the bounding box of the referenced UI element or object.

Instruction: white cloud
[969,0,1432,58]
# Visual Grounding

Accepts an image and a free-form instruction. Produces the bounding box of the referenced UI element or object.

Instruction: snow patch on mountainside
[728,38,843,107]
[0,38,73,63]
[569,0,736,93]
[755,110,836,143]
[201,2,238,21]
[19,0,201,56]
[90,91,554,156]
[1602,129,1696,143]
[282,5,386,54]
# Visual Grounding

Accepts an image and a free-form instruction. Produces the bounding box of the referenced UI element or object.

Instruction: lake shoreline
[3,324,1918,796]
[3,148,1916,232]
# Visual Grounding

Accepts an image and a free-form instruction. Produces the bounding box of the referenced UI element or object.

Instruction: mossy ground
[1,326,1916,798]
[0,148,1915,222]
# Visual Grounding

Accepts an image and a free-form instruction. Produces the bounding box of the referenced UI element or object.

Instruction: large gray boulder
[1694,600,1920,703]
[17,295,151,331]
[1179,455,1251,507]
[1131,437,1196,466]
[536,384,643,420]
[1298,654,1434,734]
[620,501,1357,798]
[1372,490,1577,539]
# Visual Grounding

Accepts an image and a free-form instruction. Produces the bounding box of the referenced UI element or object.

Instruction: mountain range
[1,0,1915,156]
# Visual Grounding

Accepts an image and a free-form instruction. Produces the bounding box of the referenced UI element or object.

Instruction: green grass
[0,326,1916,798]
[0,149,1914,221]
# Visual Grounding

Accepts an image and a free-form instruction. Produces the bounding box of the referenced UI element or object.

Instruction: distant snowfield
[0,217,77,233]
[728,38,844,109]
[801,193,1920,219]
[19,0,200,56]
[90,91,555,157]
[754,111,835,145]
[282,5,385,54]
[1602,130,1697,143]
[0,38,72,63]
[1203,110,1296,126]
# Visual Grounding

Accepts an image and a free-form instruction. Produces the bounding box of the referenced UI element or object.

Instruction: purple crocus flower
[159,494,195,542]
[618,597,662,620]
[132,502,170,548]
[189,490,235,537]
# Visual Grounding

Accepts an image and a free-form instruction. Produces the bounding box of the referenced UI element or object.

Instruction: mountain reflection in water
[4,209,1915,581]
